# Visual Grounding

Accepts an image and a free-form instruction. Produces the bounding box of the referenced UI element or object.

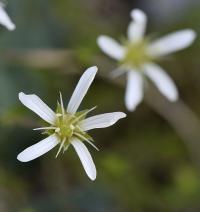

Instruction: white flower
[97,9,196,111]
[17,66,126,181]
[0,3,15,31]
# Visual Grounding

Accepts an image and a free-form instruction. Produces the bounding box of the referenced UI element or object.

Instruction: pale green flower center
[44,100,94,157]
[55,113,77,139]
[121,39,152,68]
[46,109,91,142]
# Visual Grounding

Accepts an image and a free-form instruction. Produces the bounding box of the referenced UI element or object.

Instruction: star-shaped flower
[97,9,196,111]
[17,66,126,180]
[0,3,15,31]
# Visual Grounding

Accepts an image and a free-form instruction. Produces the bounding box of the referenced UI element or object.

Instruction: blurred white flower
[17,66,126,181]
[0,3,15,31]
[97,9,196,111]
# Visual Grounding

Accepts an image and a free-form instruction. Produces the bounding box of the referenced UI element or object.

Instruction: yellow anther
[56,113,62,117]
[55,128,60,133]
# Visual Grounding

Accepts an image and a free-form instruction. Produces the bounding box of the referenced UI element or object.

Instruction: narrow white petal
[19,92,56,125]
[80,112,126,131]
[97,35,126,60]
[67,66,98,114]
[17,134,59,162]
[143,63,178,101]
[125,70,143,111]
[71,138,96,181]
[0,4,15,31]
[147,30,196,57]
[128,9,147,42]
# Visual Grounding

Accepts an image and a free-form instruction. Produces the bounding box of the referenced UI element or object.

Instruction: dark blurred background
[0,0,200,211]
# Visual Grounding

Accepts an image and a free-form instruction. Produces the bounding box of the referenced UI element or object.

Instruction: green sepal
[56,102,62,114]
[75,109,89,121]
[43,129,55,136]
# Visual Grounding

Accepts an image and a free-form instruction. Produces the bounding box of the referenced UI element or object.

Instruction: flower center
[42,94,95,157]
[44,106,94,143]
[121,39,152,68]
[55,113,76,139]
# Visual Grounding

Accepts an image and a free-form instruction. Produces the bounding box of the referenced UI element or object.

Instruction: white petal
[19,92,56,125]
[143,63,178,101]
[147,30,196,57]
[97,35,126,60]
[125,70,143,111]
[80,112,126,131]
[17,134,59,162]
[71,138,96,181]
[67,66,98,114]
[128,9,147,42]
[130,9,147,22]
[0,4,15,31]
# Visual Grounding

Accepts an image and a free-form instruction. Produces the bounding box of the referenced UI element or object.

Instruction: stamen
[55,128,60,133]
[63,143,69,154]
[56,113,62,117]
[71,106,97,124]
[75,125,82,131]
[33,127,57,131]
[85,139,99,151]
[70,124,75,130]
[74,132,99,151]
[55,138,66,158]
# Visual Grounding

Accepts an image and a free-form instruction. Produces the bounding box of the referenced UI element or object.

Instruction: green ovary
[121,40,152,68]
